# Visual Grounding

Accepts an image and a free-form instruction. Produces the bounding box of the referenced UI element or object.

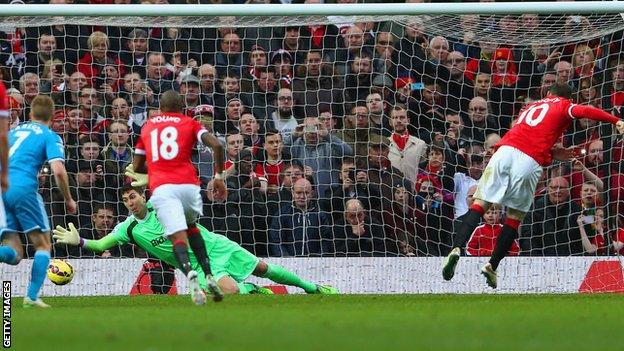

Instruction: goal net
[2,3,624,294]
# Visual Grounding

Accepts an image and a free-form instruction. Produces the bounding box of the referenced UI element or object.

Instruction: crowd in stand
[3,0,624,259]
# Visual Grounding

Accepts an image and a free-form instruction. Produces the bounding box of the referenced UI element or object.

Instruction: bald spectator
[554,60,574,89]
[521,177,584,256]
[198,64,218,104]
[463,96,499,144]
[268,178,333,257]
[334,199,399,257]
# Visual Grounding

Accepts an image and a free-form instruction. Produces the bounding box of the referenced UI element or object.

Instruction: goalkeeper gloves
[52,223,80,246]
[125,164,148,187]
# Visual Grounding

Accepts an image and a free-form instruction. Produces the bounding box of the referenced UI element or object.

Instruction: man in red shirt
[128,90,227,305]
[443,82,624,288]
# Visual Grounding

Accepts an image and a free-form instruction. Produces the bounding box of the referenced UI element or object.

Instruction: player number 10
[516,103,549,127]
[150,126,179,162]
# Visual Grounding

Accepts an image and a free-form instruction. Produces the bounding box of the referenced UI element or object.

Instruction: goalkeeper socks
[262,263,317,293]
[236,282,258,294]
[27,250,50,301]
[187,225,212,275]
[452,204,486,249]
[489,218,521,271]
[172,240,192,275]
[0,246,17,265]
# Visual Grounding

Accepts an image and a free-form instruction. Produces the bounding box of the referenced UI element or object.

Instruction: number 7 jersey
[498,96,619,166]
[135,112,207,191]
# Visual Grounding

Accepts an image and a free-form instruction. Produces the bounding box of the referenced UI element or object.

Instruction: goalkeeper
[53,185,337,295]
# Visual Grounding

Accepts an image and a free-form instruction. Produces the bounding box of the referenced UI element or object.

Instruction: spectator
[321,156,382,223]
[388,104,427,184]
[145,52,176,96]
[554,60,573,89]
[413,177,454,256]
[178,74,202,115]
[285,116,353,200]
[254,129,289,192]
[79,87,106,136]
[366,92,391,137]
[241,66,278,122]
[335,105,381,157]
[197,63,218,104]
[223,132,244,174]
[466,205,520,257]
[408,78,446,144]
[109,97,130,124]
[454,153,484,219]
[122,72,154,134]
[214,32,244,77]
[334,25,373,76]
[417,143,455,202]
[445,50,473,113]
[292,49,344,118]
[101,121,133,188]
[382,185,422,256]
[225,148,269,255]
[271,49,294,89]
[577,207,606,255]
[266,87,300,138]
[19,73,40,121]
[373,32,396,77]
[77,31,125,88]
[120,29,148,78]
[463,96,499,144]
[365,135,411,211]
[266,162,305,218]
[521,177,584,256]
[334,198,399,257]
[344,53,374,105]
[268,178,333,257]
[25,33,62,77]
[239,112,263,150]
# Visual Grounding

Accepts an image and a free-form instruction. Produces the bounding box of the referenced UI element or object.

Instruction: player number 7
[8,130,31,158]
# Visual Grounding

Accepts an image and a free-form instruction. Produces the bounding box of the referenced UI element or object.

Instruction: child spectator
[466,205,520,256]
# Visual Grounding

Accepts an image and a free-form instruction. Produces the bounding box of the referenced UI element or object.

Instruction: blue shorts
[0,187,50,237]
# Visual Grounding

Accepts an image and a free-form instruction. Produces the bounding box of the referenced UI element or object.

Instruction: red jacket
[466,223,520,256]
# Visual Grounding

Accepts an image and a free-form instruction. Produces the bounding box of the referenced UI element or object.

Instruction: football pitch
[9,294,624,351]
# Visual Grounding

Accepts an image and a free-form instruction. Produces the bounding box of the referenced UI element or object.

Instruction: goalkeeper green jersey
[110,203,219,272]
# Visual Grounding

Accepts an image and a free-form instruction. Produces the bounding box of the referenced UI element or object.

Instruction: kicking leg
[186,222,222,302]
[23,230,51,308]
[443,199,492,281]
[0,233,23,265]
[170,230,206,306]
[254,261,337,294]
[482,208,526,289]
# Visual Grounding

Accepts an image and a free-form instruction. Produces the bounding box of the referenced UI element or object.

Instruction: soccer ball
[47,259,74,286]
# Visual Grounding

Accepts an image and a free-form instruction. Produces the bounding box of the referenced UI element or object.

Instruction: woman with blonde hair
[77,31,125,88]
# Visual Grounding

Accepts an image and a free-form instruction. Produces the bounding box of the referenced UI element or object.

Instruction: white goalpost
[1,1,624,296]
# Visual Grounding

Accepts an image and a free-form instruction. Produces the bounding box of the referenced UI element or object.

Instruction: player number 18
[516,103,550,127]
[150,126,179,162]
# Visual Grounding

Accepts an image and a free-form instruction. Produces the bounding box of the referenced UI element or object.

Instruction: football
[47,259,75,286]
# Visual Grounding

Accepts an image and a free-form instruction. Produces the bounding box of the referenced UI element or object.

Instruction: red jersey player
[127,90,226,305]
[443,82,624,288]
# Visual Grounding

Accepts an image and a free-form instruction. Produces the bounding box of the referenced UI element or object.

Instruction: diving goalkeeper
[53,185,337,295]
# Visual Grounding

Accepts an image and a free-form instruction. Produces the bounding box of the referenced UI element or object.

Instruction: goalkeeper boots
[23,297,50,308]
[481,263,497,289]
[205,274,224,303]
[187,270,207,306]
[442,247,461,281]
[248,284,275,295]
[314,285,339,294]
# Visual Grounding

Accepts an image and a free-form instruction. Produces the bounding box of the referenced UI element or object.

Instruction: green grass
[9,294,624,351]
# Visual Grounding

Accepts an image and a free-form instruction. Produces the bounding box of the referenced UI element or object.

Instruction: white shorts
[474,145,542,213]
[150,184,203,236]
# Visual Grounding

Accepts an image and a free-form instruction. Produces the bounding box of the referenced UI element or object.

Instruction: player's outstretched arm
[53,223,120,253]
[570,105,621,125]
[50,160,76,214]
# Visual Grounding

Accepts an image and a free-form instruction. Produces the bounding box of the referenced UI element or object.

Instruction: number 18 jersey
[498,96,575,166]
[135,112,207,191]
